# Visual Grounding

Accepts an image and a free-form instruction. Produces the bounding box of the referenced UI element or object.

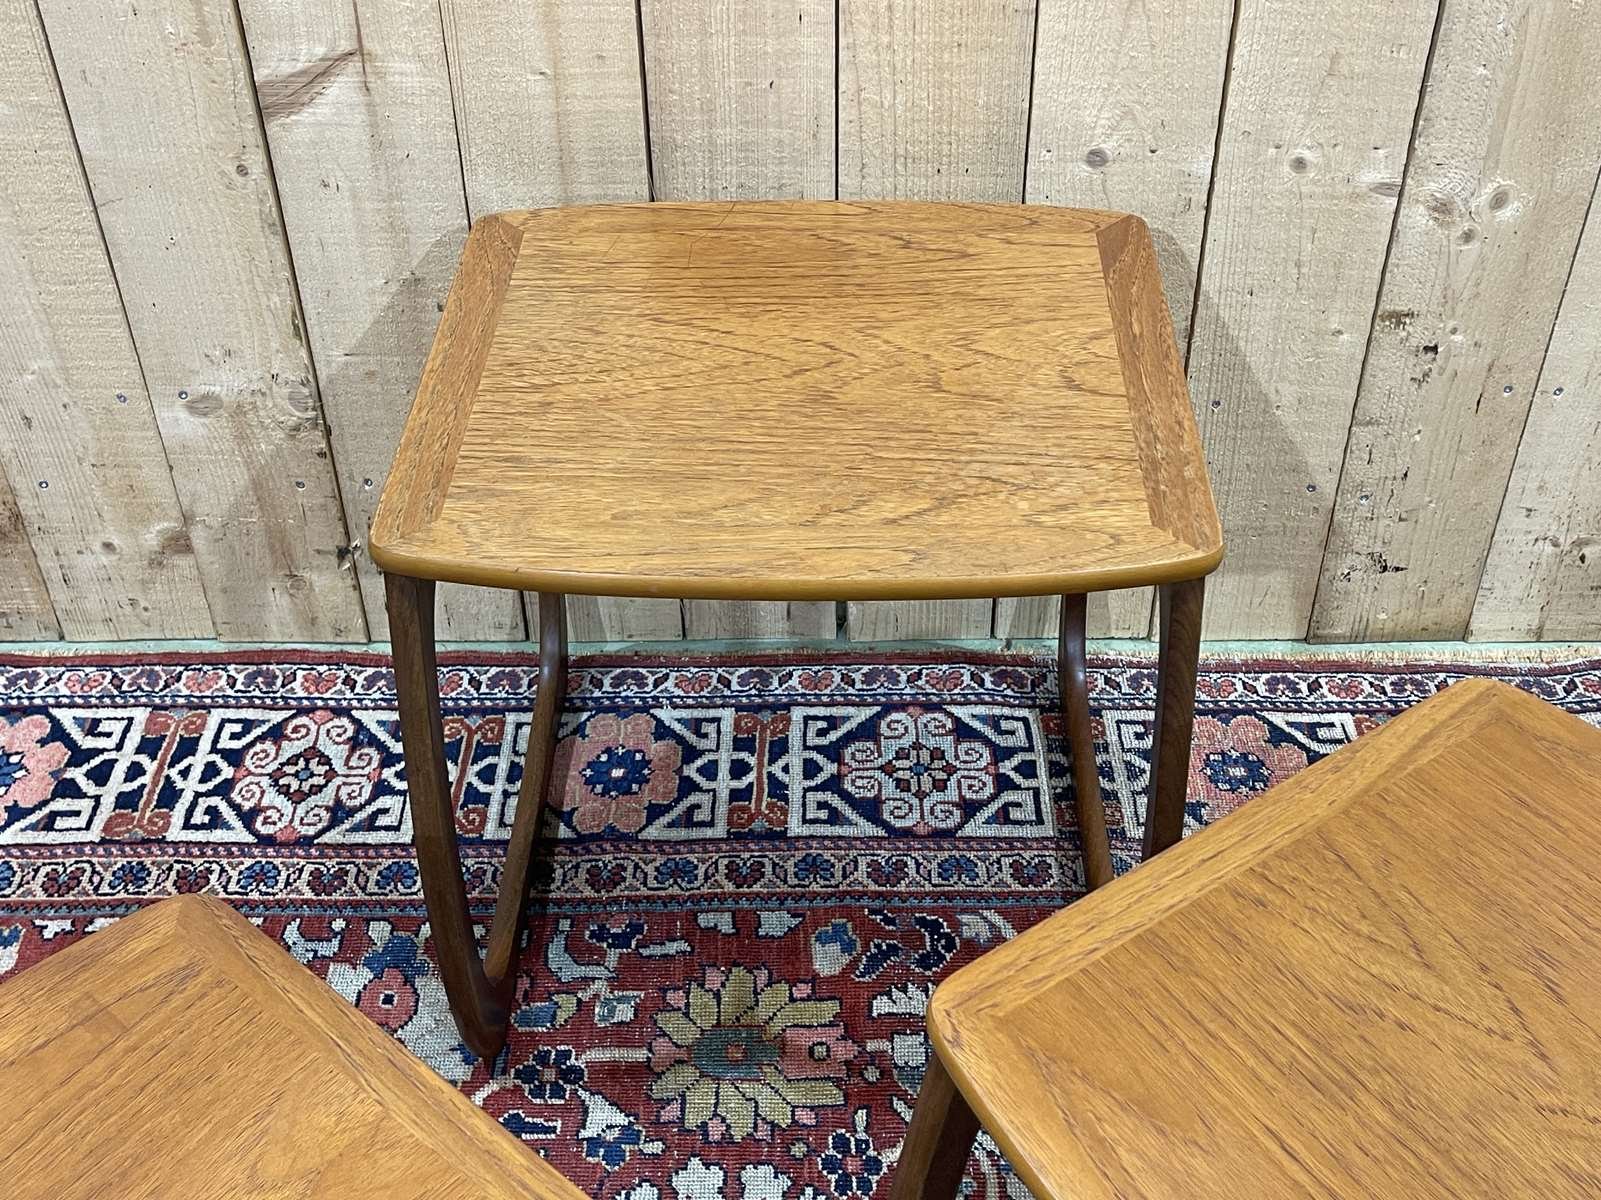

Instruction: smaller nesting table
[371,201,1223,1058]
[894,679,1601,1200]
[0,896,588,1199]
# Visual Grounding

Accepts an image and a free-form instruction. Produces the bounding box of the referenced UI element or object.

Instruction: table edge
[371,202,1224,596]
[367,538,1224,600]
[922,678,1595,1200]
[0,895,587,1200]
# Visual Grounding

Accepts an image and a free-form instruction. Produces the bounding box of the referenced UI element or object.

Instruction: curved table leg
[889,1052,980,1200]
[1059,593,1114,891]
[1144,577,1204,860]
[387,574,568,1061]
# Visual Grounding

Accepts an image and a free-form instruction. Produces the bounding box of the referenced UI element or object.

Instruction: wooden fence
[2,0,1598,644]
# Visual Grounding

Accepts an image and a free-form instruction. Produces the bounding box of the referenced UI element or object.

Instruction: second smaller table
[894,678,1601,1200]
[0,895,589,1199]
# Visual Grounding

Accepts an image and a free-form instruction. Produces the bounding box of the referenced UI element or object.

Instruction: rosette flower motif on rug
[649,964,859,1142]
[556,713,683,835]
[1187,715,1311,823]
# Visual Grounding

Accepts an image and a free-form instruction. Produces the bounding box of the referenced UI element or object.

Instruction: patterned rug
[1,649,1598,1199]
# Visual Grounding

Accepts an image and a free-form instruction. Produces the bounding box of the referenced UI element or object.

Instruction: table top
[930,678,1601,1200]
[370,201,1220,600]
[0,896,587,1200]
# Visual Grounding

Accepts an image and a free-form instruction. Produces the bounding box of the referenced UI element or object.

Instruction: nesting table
[0,895,588,1199]
[894,679,1601,1199]
[370,201,1222,1058]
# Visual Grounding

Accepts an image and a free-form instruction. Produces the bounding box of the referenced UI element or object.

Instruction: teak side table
[891,679,1601,1200]
[370,201,1223,1058]
[0,895,590,1199]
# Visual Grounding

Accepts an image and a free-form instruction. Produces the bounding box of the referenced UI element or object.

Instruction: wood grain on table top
[370,201,1221,600]
[931,678,1601,1199]
[0,895,586,1200]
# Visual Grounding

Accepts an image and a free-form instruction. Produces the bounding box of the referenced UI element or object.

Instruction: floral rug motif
[1,649,1598,1200]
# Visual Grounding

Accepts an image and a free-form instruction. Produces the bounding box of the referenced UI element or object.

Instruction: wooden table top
[931,678,1601,1199]
[370,201,1220,600]
[0,896,587,1199]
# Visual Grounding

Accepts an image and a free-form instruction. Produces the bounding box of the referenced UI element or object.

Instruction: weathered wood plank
[644,0,835,639]
[997,0,1234,641]
[848,598,997,643]
[443,0,649,215]
[838,0,1035,201]
[443,0,677,642]
[1188,0,1438,638]
[840,0,1036,641]
[1469,191,1601,640]
[1026,0,1232,344]
[642,0,834,202]
[684,601,836,641]
[239,0,523,642]
[0,0,211,639]
[994,594,1140,643]
[1314,0,1601,641]
[0,469,60,640]
[40,0,366,641]
[558,595,679,644]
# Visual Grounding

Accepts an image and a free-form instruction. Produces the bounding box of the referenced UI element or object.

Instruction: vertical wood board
[0,468,60,639]
[684,600,836,642]
[1187,0,1438,638]
[560,595,681,644]
[642,0,835,202]
[444,0,649,216]
[0,0,211,638]
[40,0,366,641]
[1314,0,1601,640]
[1469,186,1601,640]
[838,0,1036,201]
[1025,0,1232,348]
[682,601,832,649]
[239,0,523,642]
[847,598,998,643]
[995,593,1145,643]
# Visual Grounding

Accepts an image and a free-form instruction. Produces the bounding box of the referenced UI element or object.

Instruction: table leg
[386,574,568,1061]
[890,1053,980,1200]
[1059,593,1114,891]
[1144,576,1204,859]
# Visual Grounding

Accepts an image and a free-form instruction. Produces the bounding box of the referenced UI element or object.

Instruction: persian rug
[1,649,1597,1200]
